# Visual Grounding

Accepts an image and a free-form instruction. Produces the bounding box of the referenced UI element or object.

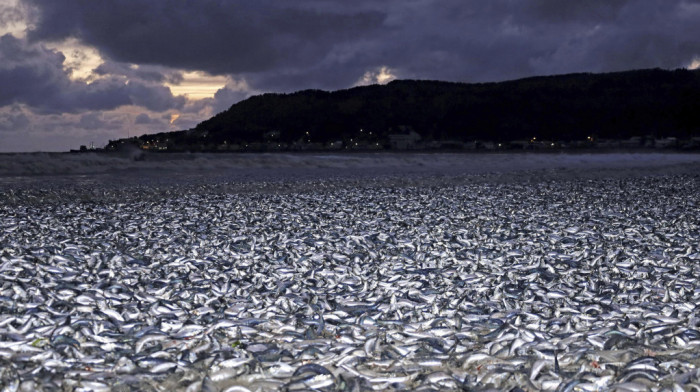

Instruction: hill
[108,68,700,151]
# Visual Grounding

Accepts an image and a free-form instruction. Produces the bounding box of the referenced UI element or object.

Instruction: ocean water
[1,151,699,185]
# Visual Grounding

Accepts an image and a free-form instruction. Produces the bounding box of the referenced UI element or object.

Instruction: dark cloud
[58,78,132,113]
[126,81,185,112]
[94,61,170,83]
[77,112,106,129]
[25,0,386,76]
[0,34,185,113]
[134,113,161,125]
[19,0,700,93]
[76,112,128,130]
[525,0,630,23]
[210,86,254,115]
[0,106,30,131]
[0,34,72,109]
[519,1,700,75]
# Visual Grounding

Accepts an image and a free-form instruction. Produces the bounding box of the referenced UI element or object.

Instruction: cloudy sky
[1,0,700,152]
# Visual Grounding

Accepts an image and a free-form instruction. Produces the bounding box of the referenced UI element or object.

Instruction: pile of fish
[1,173,700,391]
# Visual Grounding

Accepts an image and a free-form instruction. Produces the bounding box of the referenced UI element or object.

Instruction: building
[388,130,421,150]
[620,136,643,148]
[327,141,344,150]
[141,141,168,150]
[654,137,677,149]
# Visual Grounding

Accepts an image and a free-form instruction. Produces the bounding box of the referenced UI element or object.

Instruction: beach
[1,153,699,391]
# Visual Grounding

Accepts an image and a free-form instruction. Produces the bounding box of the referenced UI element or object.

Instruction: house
[268,142,287,151]
[687,137,700,149]
[654,137,677,149]
[621,136,643,148]
[480,141,497,150]
[463,141,478,150]
[510,140,531,150]
[141,141,168,150]
[327,141,344,150]
[596,139,621,148]
[388,130,421,150]
[532,140,555,149]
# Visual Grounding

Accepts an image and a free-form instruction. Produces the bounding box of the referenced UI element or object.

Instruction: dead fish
[2,171,700,391]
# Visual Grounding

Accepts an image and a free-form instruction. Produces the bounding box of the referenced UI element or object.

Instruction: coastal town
[82,129,700,153]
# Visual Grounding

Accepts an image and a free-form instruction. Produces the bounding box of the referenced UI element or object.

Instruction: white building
[388,131,421,150]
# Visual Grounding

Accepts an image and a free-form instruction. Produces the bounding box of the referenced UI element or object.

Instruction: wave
[1,151,699,179]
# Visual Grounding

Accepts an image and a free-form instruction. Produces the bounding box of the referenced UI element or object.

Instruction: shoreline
[1,151,699,180]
